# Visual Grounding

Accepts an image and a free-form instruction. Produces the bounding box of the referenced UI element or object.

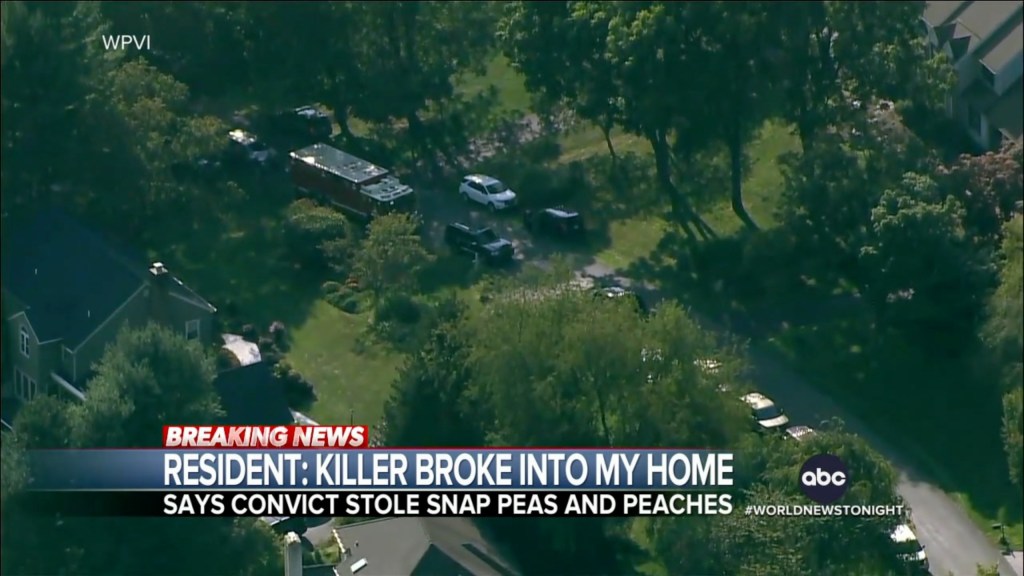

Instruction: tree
[602,2,720,239]
[650,429,904,575]
[858,173,992,348]
[501,2,623,161]
[774,1,954,151]
[347,2,495,161]
[984,216,1024,485]
[283,199,356,271]
[351,212,432,302]
[66,323,222,447]
[2,324,282,576]
[937,139,1024,245]
[384,296,481,447]
[705,1,781,229]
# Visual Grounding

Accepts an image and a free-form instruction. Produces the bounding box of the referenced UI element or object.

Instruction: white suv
[459,174,517,211]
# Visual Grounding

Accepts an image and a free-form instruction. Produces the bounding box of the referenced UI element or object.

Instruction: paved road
[575,265,1016,576]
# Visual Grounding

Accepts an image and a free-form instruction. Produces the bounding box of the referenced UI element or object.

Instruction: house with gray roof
[1,210,217,425]
[326,517,520,576]
[922,1,1023,149]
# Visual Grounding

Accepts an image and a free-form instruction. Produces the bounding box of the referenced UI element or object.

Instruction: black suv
[594,285,649,316]
[444,223,515,265]
[523,207,585,239]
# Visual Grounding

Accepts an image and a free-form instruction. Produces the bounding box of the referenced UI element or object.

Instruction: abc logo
[799,454,849,504]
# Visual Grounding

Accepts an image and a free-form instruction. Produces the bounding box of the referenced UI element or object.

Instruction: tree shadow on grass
[140,168,325,333]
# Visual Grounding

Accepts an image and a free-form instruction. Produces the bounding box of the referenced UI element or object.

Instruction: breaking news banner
[22,425,739,518]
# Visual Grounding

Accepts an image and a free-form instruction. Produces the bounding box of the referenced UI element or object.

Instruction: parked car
[594,286,649,316]
[785,425,816,441]
[263,105,333,146]
[227,129,277,168]
[459,174,517,211]
[890,524,929,573]
[523,207,585,239]
[444,223,515,265]
[741,392,789,432]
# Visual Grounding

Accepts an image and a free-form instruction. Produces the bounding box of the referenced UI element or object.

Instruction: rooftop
[464,174,501,186]
[213,362,294,426]
[924,1,972,27]
[742,392,775,410]
[333,517,519,576]
[979,16,1023,70]
[2,210,214,346]
[988,77,1024,138]
[361,176,414,202]
[291,144,389,185]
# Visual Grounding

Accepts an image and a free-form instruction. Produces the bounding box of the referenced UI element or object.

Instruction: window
[14,369,37,401]
[980,65,996,87]
[967,104,983,135]
[19,326,30,357]
[185,319,201,341]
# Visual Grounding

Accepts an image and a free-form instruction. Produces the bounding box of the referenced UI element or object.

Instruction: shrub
[241,324,258,341]
[340,297,361,314]
[321,281,343,296]
[269,321,288,351]
[215,348,241,372]
[272,363,317,411]
[375,293,421,325]
[257,336,276,353]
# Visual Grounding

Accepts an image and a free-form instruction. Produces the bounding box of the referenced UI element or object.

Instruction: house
[327,517,521,576]
[214,362,293,426]
[1,210,217,412]
[922,1,1024,150]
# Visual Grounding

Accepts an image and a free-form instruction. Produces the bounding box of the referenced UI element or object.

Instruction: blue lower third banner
[27,449,737,491]
[17,490,735,517]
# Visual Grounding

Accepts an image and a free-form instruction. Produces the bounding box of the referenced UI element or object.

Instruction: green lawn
[152,173,403,429]
[286,301,403,426]
[457,55,532,114]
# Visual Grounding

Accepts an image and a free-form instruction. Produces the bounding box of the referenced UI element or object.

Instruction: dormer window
[981,65,996,88]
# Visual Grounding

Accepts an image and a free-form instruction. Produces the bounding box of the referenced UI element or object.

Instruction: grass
[286,301,403,427]
[150,172,403,429]
[457,55,533,114]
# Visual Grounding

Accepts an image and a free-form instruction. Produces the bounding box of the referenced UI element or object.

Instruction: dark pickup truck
[444,223,515,265]
[523,207,585,239]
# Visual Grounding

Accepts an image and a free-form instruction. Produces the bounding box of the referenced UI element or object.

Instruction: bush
[273,362,317,411]
[321,281,343,296]
[375,293,421,325]
[257,336,276,353]
[340,297,361,314]
[215,348,242,372]
[269,321,288,350]
[241,324,258,341]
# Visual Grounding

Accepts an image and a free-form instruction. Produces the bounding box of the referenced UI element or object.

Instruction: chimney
[284,532,303,576]
[148,262,171,327]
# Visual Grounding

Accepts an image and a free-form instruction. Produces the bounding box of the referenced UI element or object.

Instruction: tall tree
[984,216,1024,486]
[937,139,1024,245]
[859,173,992,350]
[775,1,954,151]
[351,212,433,303]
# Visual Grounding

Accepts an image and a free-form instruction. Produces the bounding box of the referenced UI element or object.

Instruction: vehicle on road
[444,223,515,265]
[523,207,585,239]
[227,129,277,168]
[890,523,929,573]
[594,285,649,316]
[289,143,416,220]
[742,392,789,432]
[785,425,816,441]
[459,174,518,211]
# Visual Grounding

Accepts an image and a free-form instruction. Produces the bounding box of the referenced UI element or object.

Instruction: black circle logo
[798,454,849,504]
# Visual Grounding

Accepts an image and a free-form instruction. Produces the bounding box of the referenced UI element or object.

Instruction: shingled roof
[1,210,214,347]
[213,363,294,426]
[333,517,520,576]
